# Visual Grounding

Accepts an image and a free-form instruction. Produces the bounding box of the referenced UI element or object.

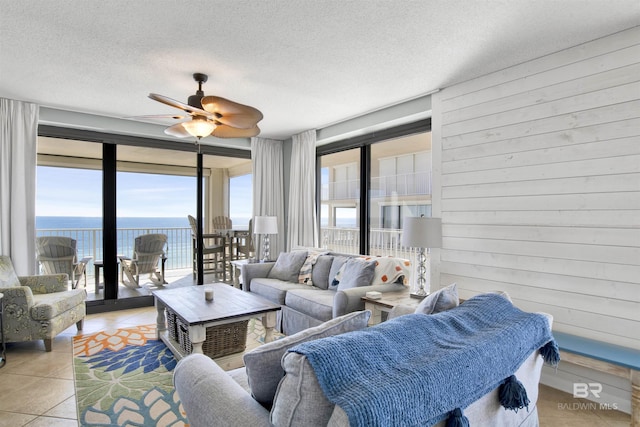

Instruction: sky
[36,166,252,223]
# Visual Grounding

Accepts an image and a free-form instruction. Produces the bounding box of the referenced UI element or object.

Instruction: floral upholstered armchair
[0,255,86,351]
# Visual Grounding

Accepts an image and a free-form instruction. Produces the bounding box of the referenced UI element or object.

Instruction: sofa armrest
[174,354,271,427]
[1,285,35,310]
[333,283,406,317]
[19,274,69,293]
[241,262,275,292]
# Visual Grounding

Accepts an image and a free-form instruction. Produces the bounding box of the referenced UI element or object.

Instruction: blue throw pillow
[335,258,377,290]
[267,251,308,282]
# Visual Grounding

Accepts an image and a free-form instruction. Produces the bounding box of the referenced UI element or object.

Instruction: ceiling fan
[146,73,263,139]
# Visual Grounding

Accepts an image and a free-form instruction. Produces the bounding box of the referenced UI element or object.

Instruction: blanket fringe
[445,408,469,427]
[540,340,560,367]
[499,375,530,412]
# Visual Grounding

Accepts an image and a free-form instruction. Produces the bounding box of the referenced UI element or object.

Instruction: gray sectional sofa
[241,250,408,335]
[174,293,556,427]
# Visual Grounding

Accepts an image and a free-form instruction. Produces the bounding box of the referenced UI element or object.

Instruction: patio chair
[234,218,254,260]
[35,236,92,289]
[118,233,168,288]
[188,215,226,279]
[0,255,85,351]
[212,215,232,232]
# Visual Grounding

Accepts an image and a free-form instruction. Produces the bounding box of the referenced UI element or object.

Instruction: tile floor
[0,306,632,427]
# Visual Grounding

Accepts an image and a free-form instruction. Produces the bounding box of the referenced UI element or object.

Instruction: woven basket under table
[170,309,249,358]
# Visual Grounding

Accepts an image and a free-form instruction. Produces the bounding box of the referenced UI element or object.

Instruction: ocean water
[37,216,189,230]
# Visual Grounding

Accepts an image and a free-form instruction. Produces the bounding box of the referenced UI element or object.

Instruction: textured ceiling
[1,1,638,141]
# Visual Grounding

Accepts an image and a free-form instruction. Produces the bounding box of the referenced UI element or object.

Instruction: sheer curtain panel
[287,129,318,249]
[251,137,285,259]
[0,98,39,275]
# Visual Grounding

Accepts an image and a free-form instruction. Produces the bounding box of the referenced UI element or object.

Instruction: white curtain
[287,129,318,249]
[251,137,285,259]
[0,98,39,275]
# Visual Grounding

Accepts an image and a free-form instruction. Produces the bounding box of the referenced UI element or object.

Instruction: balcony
[36,226,193,299]
[321,171,431,201]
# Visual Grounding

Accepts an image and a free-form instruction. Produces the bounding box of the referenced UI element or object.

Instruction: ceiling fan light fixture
[182,116,215,138]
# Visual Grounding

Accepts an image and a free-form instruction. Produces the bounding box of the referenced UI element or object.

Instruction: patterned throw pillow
[332,256,411,287]
[358,256,411,286]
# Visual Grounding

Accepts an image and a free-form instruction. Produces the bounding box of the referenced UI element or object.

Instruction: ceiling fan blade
[149,93,214,118]
[215,113,263,129]
[201,96,263,122]
[164,123,193,138]
[127,114,187,120]
[211,124,261,138]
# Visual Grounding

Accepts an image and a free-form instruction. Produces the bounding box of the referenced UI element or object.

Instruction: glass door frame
[316,119,431,255]
[38,125,250,313]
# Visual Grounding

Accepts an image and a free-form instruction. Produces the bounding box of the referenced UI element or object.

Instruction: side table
[229,259,249,289]
[361,288,421,326]
[0,292,6,368]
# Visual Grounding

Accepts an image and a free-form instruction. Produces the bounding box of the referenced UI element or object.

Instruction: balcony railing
[36,227,193,277]
[321,171,431,201]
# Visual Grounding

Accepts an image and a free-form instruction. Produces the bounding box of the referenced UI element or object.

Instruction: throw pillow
[327,255,349,290]
[267,251,308,282]
[0,256,20,288]
[311,255,334,290]
[414,283,459,315]
[243,310,371,407]
[359,256,411,286]
[335,258,377,290]
[298,250,330,284]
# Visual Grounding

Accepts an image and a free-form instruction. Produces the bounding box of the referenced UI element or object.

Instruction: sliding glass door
[317,120,432,257]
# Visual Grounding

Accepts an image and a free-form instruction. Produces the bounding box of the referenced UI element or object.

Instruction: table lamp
[253,216,278,262]
[401,216,442,298]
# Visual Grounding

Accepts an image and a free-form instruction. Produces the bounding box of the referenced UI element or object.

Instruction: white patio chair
[35,236,92,289]
[118,233,167,288]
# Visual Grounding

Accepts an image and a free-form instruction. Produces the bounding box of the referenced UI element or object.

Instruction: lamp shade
[253,216,278,234]
[401,217,442,248]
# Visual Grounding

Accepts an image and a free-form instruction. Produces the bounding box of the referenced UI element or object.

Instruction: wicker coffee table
[153,283,281,360]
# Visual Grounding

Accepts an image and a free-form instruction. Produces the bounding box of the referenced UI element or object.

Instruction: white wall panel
[432,27,640,413]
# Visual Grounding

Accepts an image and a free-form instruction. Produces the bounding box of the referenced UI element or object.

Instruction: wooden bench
[553,332,640,424]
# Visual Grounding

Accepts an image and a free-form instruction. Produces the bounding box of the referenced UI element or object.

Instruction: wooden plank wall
[431,27,640,412]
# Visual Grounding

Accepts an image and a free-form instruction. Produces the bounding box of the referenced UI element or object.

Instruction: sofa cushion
[415,282,459,315]
[285,288,334,322]
[311,255,333,290]
[30,288,86,320]
[250,278,309,305]
[335,258,376,290]
[327,256,349,290]
[243,310,371,408]
[267,251,308,283]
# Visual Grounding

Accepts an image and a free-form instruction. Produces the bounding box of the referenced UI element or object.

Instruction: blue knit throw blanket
[289,293,558,427]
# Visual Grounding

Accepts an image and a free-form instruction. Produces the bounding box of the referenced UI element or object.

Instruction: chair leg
[77,319,84,331]
[44,338,52,352]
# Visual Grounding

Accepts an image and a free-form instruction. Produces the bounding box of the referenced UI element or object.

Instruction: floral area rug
[73,319,274,426]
